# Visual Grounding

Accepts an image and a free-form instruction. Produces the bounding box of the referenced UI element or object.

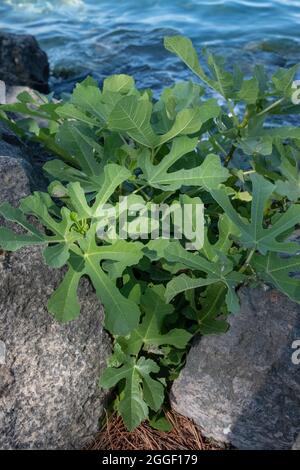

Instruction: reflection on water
[0,0,300,93]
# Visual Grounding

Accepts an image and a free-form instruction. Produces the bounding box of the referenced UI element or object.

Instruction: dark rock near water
[0,32,49,93]
[0,122,26,161]
[171,287,300,450]
[0,123,50,195]
[0,154,111,449]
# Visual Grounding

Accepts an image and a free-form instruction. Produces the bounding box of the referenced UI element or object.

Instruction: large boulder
[171,287,300,450]
[0,116,52,192]
[0,155,111,449]
[0,121,27,161]
[0,32,49,92]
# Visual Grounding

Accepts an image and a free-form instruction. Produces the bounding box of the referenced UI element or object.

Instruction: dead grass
[87,410,222,451]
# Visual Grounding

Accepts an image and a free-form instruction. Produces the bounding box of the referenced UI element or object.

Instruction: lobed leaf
[251,252,300,304]
[140,136,229,191]
[211,174,300,254]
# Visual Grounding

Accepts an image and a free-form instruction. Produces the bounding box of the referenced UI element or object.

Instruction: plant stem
[238,112,250,129]
[224,144,236,167]
[154,145,162,158]
[119,133,128,145]
[208,132,227,156]
[132,184,150,201]
[132,184,146,194]
[257,97,284,117]
[239,248,256,273]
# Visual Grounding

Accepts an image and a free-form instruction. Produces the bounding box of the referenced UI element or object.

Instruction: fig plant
[0,36,300,431]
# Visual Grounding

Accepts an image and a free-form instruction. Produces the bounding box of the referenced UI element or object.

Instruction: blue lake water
[0,0,300,94]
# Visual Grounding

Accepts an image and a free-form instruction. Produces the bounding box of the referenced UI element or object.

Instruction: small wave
[3,0,85,14]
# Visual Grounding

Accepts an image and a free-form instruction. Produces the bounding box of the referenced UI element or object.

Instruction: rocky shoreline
[0,32,111,449]
[0,154,111,449]
[0,32,49,93]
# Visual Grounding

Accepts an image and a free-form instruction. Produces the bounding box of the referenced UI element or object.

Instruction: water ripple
[0,0,299,94]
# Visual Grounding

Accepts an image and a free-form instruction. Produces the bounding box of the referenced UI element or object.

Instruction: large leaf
[205,52,234,99]
[211,173,300,254]
[164,36,234,98]
[55,122,103,176]
[251,252,300,304]
[263,127,300,140]
[153,81,204,133]
[120,286,192,355]
[0,204,45,250]
[44,159,97,192]
[0,196,80,267]
[0,226,43,251]
[158,100,220,145]
[92,163,132,215]
[84,253,141,335]
[108,93,217,149]
[202,213,240,261]
[140,136,229,191]
[100,355,164,430]
[70,79,106,122]
[272,65,299,99]
[0,182,143,335]
[237,77,259,105]
[66,223,143,335]
[164,36,213,89]
[48,267,82,322]
[197,284,229,334]
[275,146,300,201]
[56,103,100,127]
[46,225,142,335]
[103,74,135,94]
[164,242,244,313]
[108,95,158,148]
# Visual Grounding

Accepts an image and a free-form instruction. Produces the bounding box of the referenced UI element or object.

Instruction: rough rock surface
[0,32,49,93]
[0,156,111,449]
[0,117,51,193]
[0,156,31,206]
[171,287,300,450]
[0,81,41,105]
[0,122,27,161]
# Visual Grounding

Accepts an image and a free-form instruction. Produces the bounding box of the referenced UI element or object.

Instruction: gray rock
[0,80,42,105]
[292,434,300,450]
[0,80,5,103]
[0,120,52,193]
[0,125,27,161]
[0,341,5,365]
[0,156,31,206]
[0,32,49,92]
[171,287,300,450]
[0,157,111,449]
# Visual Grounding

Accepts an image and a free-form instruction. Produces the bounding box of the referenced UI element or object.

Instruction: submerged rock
[0,156,111,449]
[171,287,300,450]
[0,32,49,93]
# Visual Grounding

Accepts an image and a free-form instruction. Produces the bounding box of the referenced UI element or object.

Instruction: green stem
[119,133,128,145]
[257,97,285,117]
[154,145,162,158]
[132,184,150,201]
[238,112,250,129]
[239,248,256,273]
[224,144,236,167]
[208,132,227,156]
[132,184,146,194]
